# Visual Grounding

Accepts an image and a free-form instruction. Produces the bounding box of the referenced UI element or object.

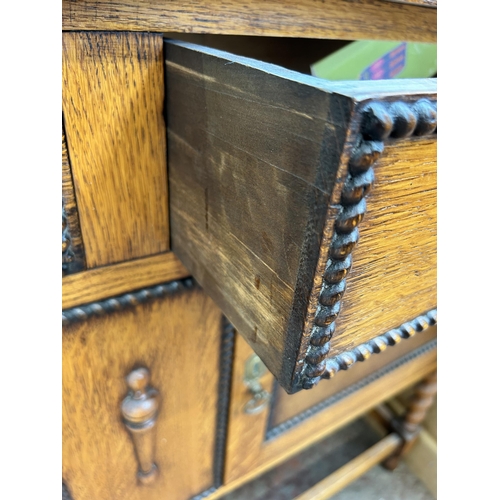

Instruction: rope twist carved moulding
[62,279,196,325]
[300,98,437,390]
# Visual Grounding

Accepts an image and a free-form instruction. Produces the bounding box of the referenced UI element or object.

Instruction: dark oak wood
[166,39,437,393]
[62,32,170,268]
[62,128,85,276]
[166,39,352,392]
[62,0,437,42]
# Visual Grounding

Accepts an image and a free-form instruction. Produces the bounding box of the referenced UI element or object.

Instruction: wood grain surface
[330,138,436,356]
[62,0,437,42]
[62,288,222,500]
[223,332,436,485]
[166,40,353,390]
[62,32,169,268]
[382,0,436,7]
[62,128,86,275]
[62,252,189,309]
[223,336,277,484]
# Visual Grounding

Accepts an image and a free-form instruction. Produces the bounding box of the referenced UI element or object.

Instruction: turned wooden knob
[122,368,159,426]
[127,367,150,392]
[121,367,160,484]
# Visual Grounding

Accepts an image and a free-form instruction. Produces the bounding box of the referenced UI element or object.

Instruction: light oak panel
[224,336,277,484]
[63,288,222,500]
[62,252,189,309]
[331,138,437,356]
[62,32,169,268]
[62,0,436,42]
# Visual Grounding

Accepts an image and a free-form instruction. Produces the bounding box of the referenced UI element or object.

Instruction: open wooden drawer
[165,40,437,394]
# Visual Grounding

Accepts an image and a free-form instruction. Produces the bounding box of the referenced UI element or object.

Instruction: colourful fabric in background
[311,41,437,81]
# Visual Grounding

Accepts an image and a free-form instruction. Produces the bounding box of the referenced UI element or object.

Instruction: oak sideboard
[62,2,437,498]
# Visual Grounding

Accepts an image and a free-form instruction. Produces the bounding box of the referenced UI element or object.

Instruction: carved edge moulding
[165,42,436,394]
[62,279,196,324]
[189,319,236,500]
[267,336,437,441]
[62,123,86,276]
[323,309,436,377]
[62,280,236,500]
[295,98,437,391]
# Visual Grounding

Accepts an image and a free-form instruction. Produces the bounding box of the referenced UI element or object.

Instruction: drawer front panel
[329,138,436,357]
[62,284,230,500]
[166,39,437,393]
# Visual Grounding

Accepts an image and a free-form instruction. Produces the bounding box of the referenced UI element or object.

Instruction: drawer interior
[164,33,351,74]
[164,33,437,79]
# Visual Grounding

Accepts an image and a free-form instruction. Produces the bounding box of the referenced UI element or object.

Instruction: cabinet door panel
[62,285,229,500]
[224,330,436,484]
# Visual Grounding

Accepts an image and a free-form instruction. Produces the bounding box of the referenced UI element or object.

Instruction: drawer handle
[243,354,270,414]
[121,367,160,484]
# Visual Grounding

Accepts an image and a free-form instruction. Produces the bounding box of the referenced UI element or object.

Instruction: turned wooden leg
[383,371,437,470]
